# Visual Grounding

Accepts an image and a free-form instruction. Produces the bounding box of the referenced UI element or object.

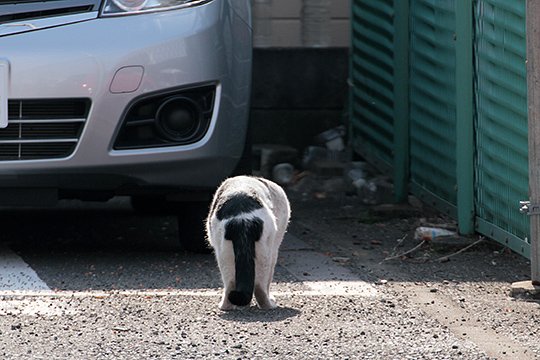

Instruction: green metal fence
[474,0,529,256]
[350,0,530,257]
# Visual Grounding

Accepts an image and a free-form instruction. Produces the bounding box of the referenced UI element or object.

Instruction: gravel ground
[0,174,536,359]
[0,294,488,360]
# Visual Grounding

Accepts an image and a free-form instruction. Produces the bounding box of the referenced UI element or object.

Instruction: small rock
[332,257,350,264]
[113,327,129,332]
[314,192,327,199]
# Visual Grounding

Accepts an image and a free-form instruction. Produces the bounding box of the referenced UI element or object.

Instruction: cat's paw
[257,298,277,310]
[219,300,236,311]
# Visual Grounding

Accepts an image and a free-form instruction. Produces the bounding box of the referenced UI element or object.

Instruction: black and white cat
[206,176,291,310]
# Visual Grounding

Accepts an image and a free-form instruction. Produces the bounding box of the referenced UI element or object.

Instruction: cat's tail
[225,216,264,306]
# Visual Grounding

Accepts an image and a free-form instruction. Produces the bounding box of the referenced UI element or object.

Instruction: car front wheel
[176,201,212,253]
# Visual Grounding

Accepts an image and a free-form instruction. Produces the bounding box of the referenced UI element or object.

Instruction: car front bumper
[0,0,252,193]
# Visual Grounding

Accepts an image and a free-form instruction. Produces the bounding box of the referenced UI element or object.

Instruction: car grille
[2,99,90,161]
[0,0,101,24]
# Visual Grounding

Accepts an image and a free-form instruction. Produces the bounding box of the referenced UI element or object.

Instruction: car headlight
[101,0,210,16]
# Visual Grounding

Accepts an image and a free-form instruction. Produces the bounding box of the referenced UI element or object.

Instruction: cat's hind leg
[254,254,277,310]
[254,283,276,310]
[219,279,236,311]
[257,230,287,310]
[215,243,238,311]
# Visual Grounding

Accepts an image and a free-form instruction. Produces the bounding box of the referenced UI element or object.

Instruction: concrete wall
[250,1,350,151]
[253,0,350,47]
[251,48,349,150]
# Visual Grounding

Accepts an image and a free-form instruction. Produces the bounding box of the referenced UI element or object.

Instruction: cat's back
[252,177,291,222]
[210,176,289,222]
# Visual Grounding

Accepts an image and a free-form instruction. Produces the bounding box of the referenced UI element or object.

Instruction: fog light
[113,84,215,150]
[155,97,201,141]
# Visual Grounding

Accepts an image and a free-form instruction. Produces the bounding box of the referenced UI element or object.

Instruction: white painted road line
[0,234,376,298]
[0,298,77,316]
[0,245,50,291]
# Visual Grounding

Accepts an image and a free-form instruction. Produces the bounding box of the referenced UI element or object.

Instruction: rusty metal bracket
[520,201,540,216]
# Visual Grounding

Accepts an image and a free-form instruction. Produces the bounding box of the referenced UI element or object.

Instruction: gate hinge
[520,201,540,216]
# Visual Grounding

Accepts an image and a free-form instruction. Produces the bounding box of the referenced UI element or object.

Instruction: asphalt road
[0,194,534,359]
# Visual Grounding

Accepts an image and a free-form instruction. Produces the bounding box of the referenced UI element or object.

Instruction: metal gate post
[508,0,540,297]
[526,0,540,284]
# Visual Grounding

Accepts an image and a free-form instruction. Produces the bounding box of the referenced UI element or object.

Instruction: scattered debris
[382,240,428,262]
[253,144,298,179]
[332,257,350,264]
[420,221,456,229]
[431,238,486,263]
[302,146,347,175]
[414,227,457,241]
[347,168,365,183]
[272,163,295,185]
[388,234,408,257]
[314,125,346,151]
[354,176,394,205]
[510,280,540,299]
[313,192,327,199]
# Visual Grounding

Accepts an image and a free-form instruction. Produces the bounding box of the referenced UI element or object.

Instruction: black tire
[232,120,253,176]
[131,195,171,214]
[176,201,212,253]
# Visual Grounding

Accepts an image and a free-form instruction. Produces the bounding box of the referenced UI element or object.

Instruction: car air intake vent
[1,99,90,161]
[11,99,89,119]
[0,123,82,139]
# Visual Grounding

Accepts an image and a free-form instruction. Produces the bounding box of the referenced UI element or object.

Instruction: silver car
[0,0,253,251]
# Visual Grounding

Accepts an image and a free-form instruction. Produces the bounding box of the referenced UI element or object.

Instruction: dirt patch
[286,173,530,283]
[286,172,538,359]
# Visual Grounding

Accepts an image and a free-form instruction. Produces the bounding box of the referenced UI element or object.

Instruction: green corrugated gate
[409,0,458,213]
[350,1,397,170]
[350,0,530,257]
[474,0,529,256]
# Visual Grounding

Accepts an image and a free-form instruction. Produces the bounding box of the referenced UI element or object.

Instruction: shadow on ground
[219,306,301,323]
